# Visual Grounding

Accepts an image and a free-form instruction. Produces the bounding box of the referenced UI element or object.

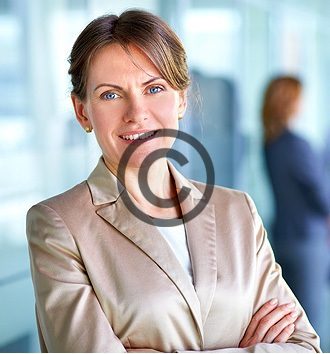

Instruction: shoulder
[190,180,265,253]
[26,181,92,227]
[284,130,312,152]
[267,131,314,162]
[283,132,318,168]
[268,130,306,146]
[190,180,258,225]
[190,179,248,201]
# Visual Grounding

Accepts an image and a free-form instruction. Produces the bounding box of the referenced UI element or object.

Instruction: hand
[239,298,298,348]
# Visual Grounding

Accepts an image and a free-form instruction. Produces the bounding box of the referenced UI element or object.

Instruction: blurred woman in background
[262,76,330,345]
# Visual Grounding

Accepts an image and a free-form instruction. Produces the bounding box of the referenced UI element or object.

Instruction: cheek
[150,95,180,122]
[88,104,121,131]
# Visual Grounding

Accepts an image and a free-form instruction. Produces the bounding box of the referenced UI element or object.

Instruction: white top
[157,220,193,283]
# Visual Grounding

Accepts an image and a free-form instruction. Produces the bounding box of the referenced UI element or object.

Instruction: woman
[262,76,330,346]
[27,11,319,352]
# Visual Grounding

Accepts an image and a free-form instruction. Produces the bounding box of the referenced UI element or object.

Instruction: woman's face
[72,43,187,171]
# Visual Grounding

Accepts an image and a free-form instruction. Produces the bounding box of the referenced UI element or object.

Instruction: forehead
[87,43,161,85]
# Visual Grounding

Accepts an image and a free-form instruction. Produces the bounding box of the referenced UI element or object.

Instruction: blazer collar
[87,157,203,204]
[87,157,124,205]
[87,156,217,337]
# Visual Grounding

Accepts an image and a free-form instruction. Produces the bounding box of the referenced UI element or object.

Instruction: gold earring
[85,126,93,133]
[178,114,183,120]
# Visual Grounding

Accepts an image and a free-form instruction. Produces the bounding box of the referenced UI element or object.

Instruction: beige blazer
[26,158,320,352]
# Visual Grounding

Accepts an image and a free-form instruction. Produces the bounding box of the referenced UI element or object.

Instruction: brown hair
[261,76,302,143]
[68,9,190,101]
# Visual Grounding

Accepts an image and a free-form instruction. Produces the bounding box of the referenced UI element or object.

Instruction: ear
[71,94,91,130]
[178,89,188,117]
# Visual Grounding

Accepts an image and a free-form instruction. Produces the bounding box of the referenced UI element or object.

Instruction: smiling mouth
[120,130,158,142]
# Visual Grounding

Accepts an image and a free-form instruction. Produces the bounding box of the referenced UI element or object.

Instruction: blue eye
[149,86,163,94]
[103,92,119,100]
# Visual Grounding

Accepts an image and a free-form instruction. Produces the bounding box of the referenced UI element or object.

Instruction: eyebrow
[93,77,163,92]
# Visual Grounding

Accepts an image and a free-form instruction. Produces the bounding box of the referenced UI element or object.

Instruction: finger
[274,323,295,343]
[239,298,278,347]
[252,302,296,343]
[263,311,298,343]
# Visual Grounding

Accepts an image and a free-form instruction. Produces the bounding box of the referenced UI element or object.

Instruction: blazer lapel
[184,201,217,325]
[169,165,217,325]
[96,199,204,342]
[87,158,204,341]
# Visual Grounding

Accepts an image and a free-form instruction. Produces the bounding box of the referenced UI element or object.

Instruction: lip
[118,129,159,144]
[118,129,156,136]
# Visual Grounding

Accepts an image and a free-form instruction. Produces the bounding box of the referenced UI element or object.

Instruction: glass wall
[0,0,329,351]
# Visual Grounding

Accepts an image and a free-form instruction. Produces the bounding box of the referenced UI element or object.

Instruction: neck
[104,158,181,219]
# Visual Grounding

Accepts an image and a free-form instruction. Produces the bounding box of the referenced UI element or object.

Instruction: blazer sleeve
[232,194,321,353]
[26,203,127,353]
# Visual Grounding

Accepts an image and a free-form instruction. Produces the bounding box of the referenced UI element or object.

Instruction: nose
[123,95,148,123]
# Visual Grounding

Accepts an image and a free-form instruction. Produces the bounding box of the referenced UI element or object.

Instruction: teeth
[121,131,156,141]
